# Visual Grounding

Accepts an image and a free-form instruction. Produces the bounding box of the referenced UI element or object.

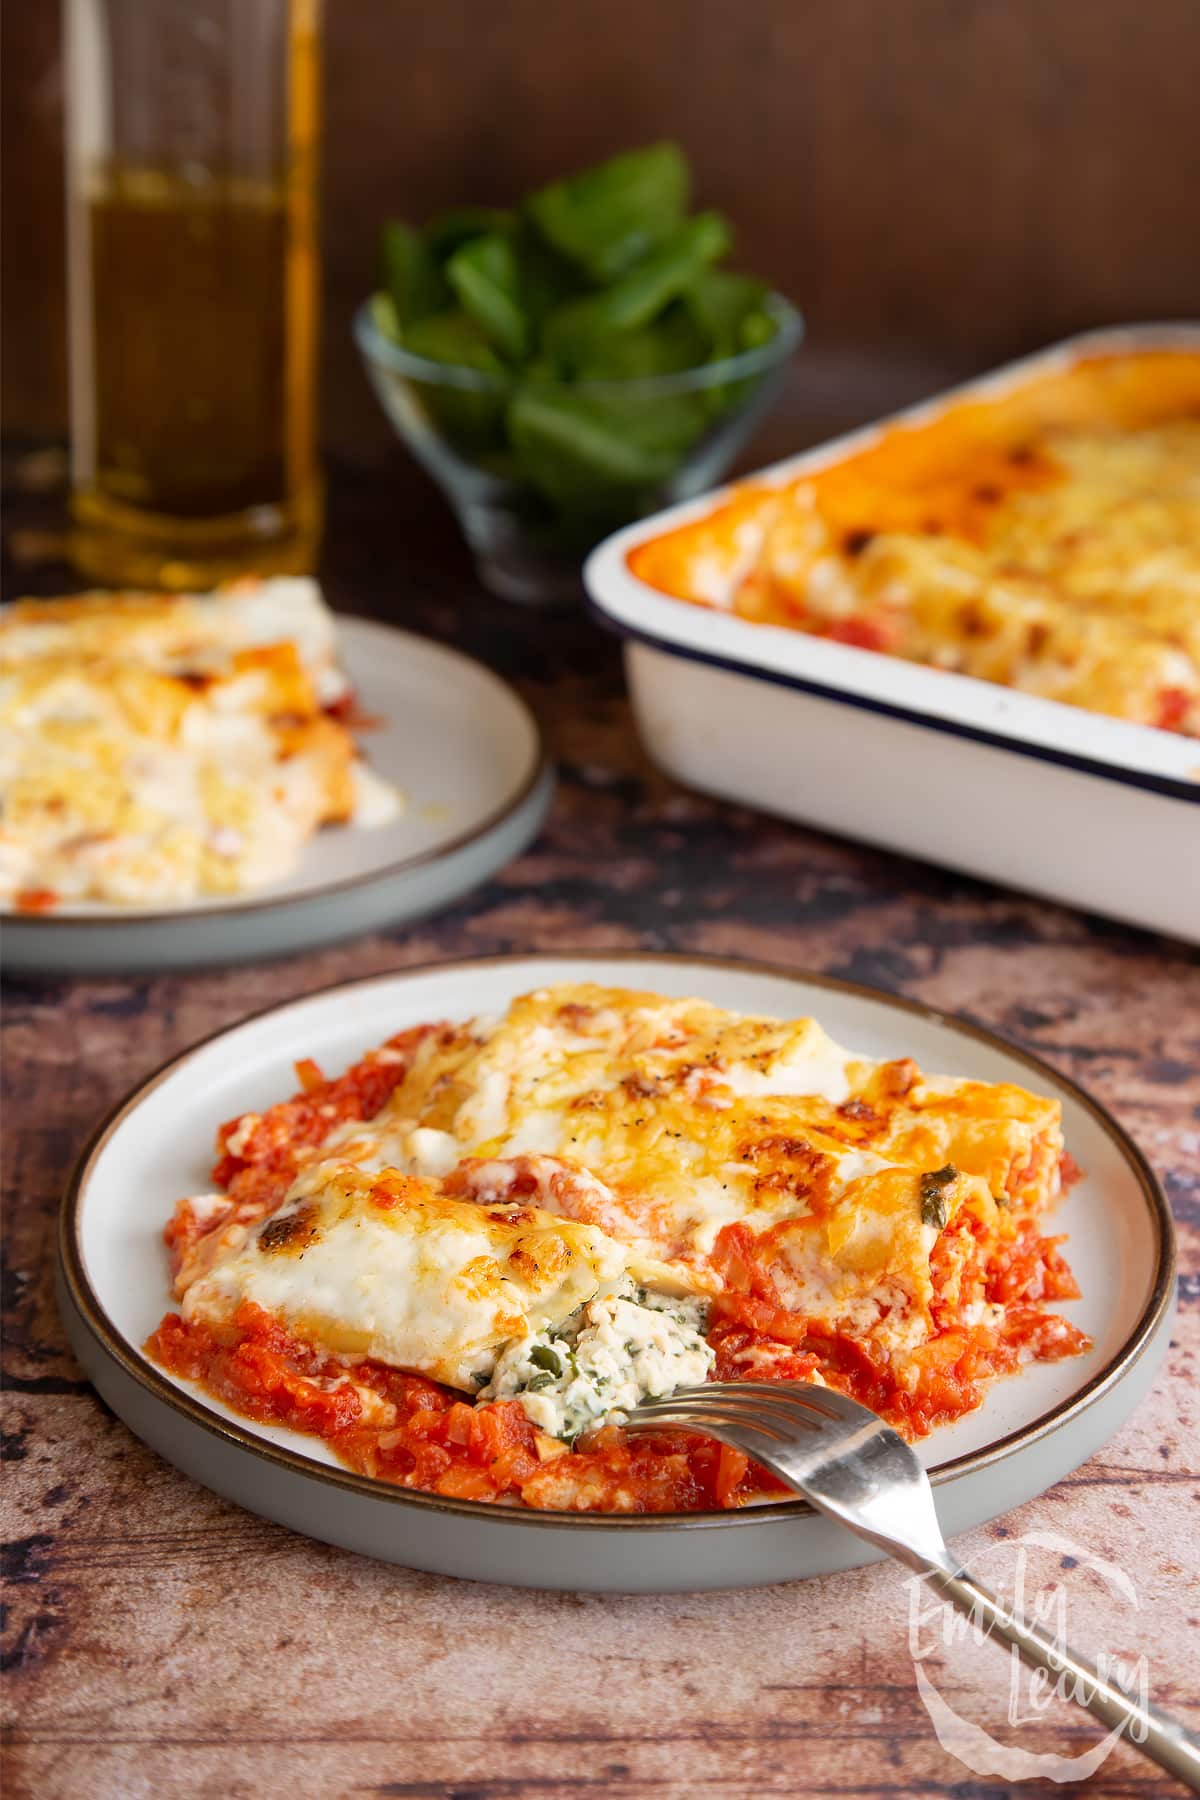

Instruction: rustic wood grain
[2,442,1199,1800]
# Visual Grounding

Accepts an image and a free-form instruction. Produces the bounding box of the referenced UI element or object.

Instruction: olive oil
[65,2,321,589]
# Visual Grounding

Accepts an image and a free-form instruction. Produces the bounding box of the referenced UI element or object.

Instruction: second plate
[3,619,553,976]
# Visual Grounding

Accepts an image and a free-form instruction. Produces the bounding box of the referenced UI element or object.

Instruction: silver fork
[624,1381,1200,1791]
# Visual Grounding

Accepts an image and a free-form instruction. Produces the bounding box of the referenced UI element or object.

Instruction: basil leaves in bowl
[356,143,802,604]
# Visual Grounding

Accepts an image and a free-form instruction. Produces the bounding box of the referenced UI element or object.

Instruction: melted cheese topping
[1,577,346,701]
[751,1162,996,1349]
[181,1162,705,1391]
[317,983,1061,1215]
[249,982,1060,1354]
[629,348,1200,735]
[0,580,403,907]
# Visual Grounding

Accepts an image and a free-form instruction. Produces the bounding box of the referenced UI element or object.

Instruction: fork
[623,1381,1200,1790]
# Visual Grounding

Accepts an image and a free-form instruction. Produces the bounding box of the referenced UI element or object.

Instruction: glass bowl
[354,294,803,606]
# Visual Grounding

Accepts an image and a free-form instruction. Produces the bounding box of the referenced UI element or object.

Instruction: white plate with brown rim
[57,952,1175,1591]
[3,619,553,977]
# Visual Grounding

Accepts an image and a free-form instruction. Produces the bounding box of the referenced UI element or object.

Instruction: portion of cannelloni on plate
[0,577,401,911]
[149,983,1090,1512]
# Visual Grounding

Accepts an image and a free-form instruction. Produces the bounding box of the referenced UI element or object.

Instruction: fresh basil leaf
[508,384,708,514]
[512,228,587,330]
[423,206,516,259]
[529,1344,564,1378]
[446,233,529,362]
[402,310,509,457]
[918,1164,958,1231]
[739,308,778,350]
[566,304,709,382]
[369,291,404,344]
[541,212,731,360]
[402,309,505,372]
[685,268,770,359]
[371,146,785,523]
[528,142,689,280]
[681,273,777,418]
[381,220,448,328]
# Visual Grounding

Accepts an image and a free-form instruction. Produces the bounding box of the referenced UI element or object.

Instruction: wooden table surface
[2,429,1198,1800]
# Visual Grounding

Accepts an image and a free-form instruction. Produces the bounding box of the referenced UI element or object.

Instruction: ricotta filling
[481,1280,713,1442]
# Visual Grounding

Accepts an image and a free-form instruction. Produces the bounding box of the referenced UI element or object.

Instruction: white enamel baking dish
[585,327,1200,944]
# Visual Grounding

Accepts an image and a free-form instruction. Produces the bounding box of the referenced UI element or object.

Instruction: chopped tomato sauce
[147,1301,773,1512]
[324,688,385,730]
[211,1021,440,1189]
[1058,1150,1084,1191]
[14,887,59,914]
[823,616,897,654]
[1157,687,1191,733]
[706,1214,1089,1441]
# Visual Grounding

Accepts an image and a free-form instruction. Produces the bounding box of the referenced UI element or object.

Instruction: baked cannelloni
[178,1157,705,1386]
[149,983,1089,1511]
[0,578,401,909]
[628,348,1200,736]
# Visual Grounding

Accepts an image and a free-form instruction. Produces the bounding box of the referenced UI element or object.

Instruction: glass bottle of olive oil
[64,0,322,589]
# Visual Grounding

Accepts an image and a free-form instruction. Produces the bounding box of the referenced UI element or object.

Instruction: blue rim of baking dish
[58,950,1176,1531]
[582,593,1200,807]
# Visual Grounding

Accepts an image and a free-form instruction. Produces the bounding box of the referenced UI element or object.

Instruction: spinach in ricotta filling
[480,1280,713,1441]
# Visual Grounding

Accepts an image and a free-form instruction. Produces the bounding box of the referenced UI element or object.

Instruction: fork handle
[925,1565,1200,1791]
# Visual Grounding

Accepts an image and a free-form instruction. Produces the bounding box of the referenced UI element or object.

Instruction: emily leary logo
[907,1530,1150,1783]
